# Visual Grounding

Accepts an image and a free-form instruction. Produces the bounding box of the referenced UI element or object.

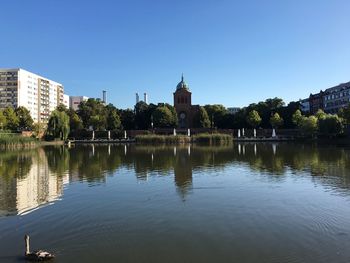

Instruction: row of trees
[246,110,284,128]
[133,101,211,129]
[292,109,346,137]
[3,96,350,140]
[0,107,34,131]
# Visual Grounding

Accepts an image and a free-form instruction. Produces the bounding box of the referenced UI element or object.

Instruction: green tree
[318,114,343,137]
[339,104,350,125]
[162,103,178,127]
[153,106,176,128]
[68,109,83,131]
[56,104,69,113]
[15,106,34,130]
[270,112,284,128]
[265,97,285,110]
[32,123,45,138]
[277,101,301,128]
[135,101,150,129]
[193,106,210,128]
[120,109,135,130]
[246,110,262,128]
[204,104,228,128]
[106,105,121,130]
[0,110,7,130]
[292,109,303,126]
[77,98,107,130]
[3,107,19,131]
[47,110,70,140]
[315,109,326,120]
[299,116,318,137]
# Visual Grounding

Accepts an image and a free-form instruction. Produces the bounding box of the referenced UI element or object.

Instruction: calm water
[1,143,350,263]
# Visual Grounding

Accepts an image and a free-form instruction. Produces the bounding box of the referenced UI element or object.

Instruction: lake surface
[1,143,350,263]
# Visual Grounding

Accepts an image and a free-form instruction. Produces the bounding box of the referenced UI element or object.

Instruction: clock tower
[174,75,193,128]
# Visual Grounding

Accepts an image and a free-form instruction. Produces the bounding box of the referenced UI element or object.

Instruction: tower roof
[176,74,189,90]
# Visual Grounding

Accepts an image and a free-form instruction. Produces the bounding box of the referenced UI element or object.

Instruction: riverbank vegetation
[135,134,191,144]
[192,133,232,144]
[135,133,233,145]
[0,134,37,149]
[1,96,350,142]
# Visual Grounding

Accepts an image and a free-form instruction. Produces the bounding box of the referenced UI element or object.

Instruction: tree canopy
[153,105,177,128]
[270,112,284,128]
[193,106,210,128]
[246,110,262,128]
[15,106,34,131]
[47,110,70,140]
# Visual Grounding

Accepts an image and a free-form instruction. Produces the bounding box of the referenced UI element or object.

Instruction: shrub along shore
[135,133,233,145]
[0,135,38,150]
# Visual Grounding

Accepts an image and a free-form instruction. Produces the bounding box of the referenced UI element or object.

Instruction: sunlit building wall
[0,68,64,123]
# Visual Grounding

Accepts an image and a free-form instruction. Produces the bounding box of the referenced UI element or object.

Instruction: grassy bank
[0,134,38,150]
[135,134,191,144]
[192,133,233,144]
[135,133,233,145]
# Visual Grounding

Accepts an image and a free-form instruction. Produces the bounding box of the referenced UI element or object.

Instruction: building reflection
[0,148,66,217]
[174,147,193,200]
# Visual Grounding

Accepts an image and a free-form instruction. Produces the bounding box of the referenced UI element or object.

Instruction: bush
[318,114,344,137]
[299,116,318,137]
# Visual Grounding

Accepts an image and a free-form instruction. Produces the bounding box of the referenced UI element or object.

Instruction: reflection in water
[254,143,257,155]
[0,149,66,216]
[1,143,350,263]
[1,143,350,217]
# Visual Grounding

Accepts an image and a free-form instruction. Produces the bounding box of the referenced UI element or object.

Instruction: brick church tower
[174,75,198,128]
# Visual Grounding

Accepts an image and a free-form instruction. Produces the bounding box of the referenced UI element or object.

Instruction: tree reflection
[2,142,350,211]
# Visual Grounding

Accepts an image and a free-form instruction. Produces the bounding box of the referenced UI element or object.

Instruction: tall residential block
[0,68,65,123]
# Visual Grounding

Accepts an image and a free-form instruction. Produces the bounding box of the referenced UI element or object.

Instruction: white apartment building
[0,68,65,123]
[70,96,89,111]
[63,94,70,109]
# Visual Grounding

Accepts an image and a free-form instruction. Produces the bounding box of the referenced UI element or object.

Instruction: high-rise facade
[323,82,350,113]
[0,68,65,123]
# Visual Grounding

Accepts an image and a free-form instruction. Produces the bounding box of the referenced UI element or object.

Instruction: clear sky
[1,0,350,109]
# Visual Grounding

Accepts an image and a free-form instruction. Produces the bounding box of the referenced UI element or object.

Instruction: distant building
[299,98,310,113]
[323,82,350,113]
[69,96,89,111]
[135,92,148,105]
[227,107,240,114]
[173,75,200,128]
[63,94,70,109]
[102,90,107,104]
[0,68,64,123]
[309,91,324,114]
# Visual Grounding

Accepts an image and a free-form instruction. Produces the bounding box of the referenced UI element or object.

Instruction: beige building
[0,68,66,123]
[69,96,89,111]
[0,148,67,217]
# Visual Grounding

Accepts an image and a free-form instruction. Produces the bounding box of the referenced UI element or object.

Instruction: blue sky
[1,0,350,109]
